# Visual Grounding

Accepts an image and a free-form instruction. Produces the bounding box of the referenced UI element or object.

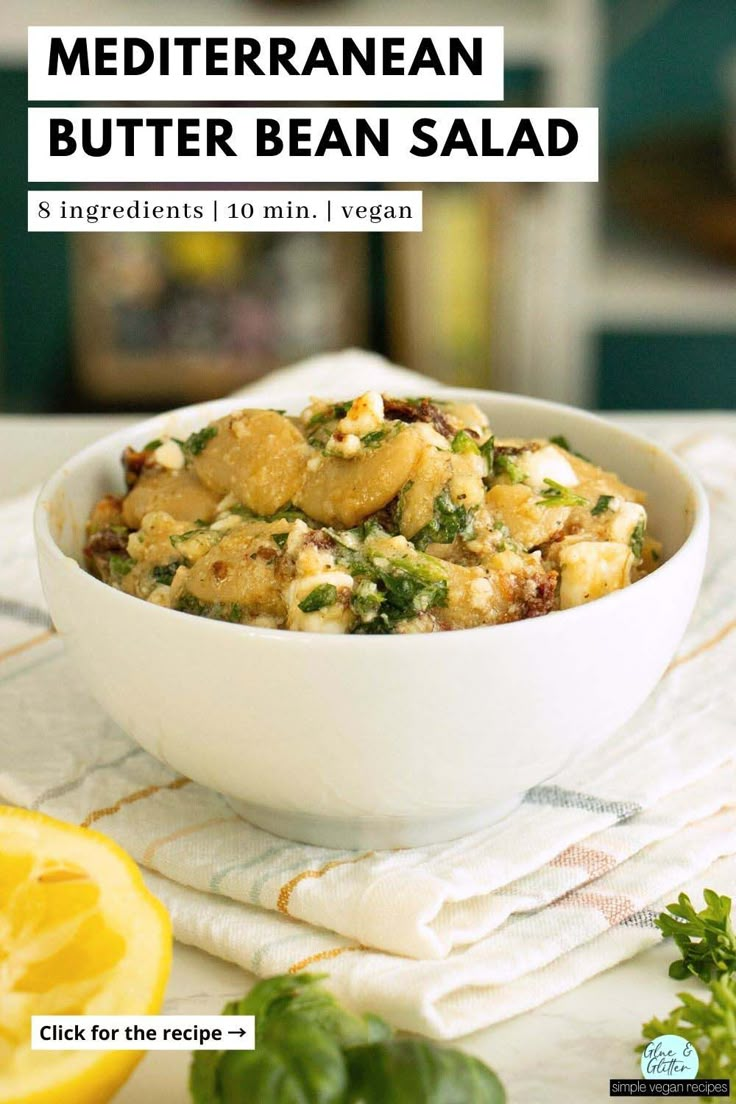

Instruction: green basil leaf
[346,1039,506,1104]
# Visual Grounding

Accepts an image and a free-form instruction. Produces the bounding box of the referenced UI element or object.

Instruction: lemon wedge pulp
[0,806,172,1104]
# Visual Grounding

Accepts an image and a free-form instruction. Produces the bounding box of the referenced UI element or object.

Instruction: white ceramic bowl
[35,389,708,849]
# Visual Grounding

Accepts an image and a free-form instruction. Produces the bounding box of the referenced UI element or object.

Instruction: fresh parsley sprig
[537,479,588,509]
[638,889,736,1098]
[656,890,736,983]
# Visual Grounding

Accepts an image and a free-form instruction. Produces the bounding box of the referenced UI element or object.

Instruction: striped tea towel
[1,352,735,1038]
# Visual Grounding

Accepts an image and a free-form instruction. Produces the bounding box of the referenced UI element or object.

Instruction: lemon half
[0,806,172,1104]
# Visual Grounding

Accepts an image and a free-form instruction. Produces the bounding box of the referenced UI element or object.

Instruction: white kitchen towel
[1,351,735,1038]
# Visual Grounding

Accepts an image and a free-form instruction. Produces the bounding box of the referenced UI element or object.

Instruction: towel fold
[2,352,735,1038]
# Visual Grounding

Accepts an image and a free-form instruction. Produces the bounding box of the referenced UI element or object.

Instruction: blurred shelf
[4,0,561,68]
[594,235,736,331]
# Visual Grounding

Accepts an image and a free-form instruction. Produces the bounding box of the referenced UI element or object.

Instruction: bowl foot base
[223,795,522,849]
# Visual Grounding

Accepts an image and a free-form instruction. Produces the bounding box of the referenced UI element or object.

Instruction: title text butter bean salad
[85,394,661,634]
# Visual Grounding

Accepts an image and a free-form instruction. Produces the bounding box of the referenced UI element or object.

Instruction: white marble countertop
[4,409,734,1104]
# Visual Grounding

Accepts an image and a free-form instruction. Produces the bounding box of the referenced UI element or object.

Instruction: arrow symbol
[228,1028,248,1037]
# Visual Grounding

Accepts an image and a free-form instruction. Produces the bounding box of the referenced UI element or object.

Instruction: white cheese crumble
[217,492,239,512]
[325,432,361,459]
[211,514,243,532]
[286,519,310,555]
[558,540,634,609]
[324,391,385,459]
[608,501,647,546]
[470,577,494,610]
[147,584,172,607]
[413,422,451,450]
[450,452,486,507]
[518,445,578,491]
[153,439,185,470]
[338,391,384,437]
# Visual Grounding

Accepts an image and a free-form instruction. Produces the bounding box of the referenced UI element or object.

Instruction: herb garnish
[272,532,289,549]
[361,429,387,448]
[637,890,736,1091]
[537,479,588,508]
[493,453,526,484]
[108,554,133,579]
[183,426,217,457]
[591,494,614,516]
[151,562,182,586]
[143,438,162,452]
[170,528,224,558]
[413,489,476,551]
[630,519,646,559]
[451,430,480,455]
[189,974,506,1104]
[351,553,448,633]
[656,890,736,983]
[175,594,242,622]
[298,584,338,613]
[306,400,352,431]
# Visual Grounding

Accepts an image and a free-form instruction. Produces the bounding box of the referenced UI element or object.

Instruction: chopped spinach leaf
[537,479,588,508]
[151,562,182,586]
[306,401,352,431]
[361,429,387,448]
[350,579,384,623]
[493,453,526,484]
[175,593,242,622]
[451,430,480,455]
[299,583,338,613]
[272,532,289,549]
[108,554,133,579]
[413,488,476,551]
[143,438,162,452]
[630,519,646,559]
[183,426,217,457]
[591,494,614,517]
[350,553,448,633]
[175,593,208,617]
[170,527,211,547]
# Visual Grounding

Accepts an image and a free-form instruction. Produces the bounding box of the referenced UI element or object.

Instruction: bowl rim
[34,385,710,646]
